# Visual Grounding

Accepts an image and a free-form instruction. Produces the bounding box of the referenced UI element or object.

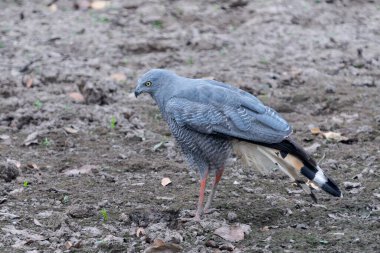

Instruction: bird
[134,69,342,220]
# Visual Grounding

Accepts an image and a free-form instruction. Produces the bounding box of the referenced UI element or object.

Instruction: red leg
[204,167,224,212]
[194,171,208,221]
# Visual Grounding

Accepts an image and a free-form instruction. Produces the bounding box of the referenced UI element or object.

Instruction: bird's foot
[177,210,202,223]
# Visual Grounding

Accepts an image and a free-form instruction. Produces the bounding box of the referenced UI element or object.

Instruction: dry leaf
[23,131,41,146]
[65,241,73,250]
[310,127,321,135]
[161,177,172,186]
[33,218,43,227]
[214,224,249,242]
[64,165,97,176]
[144,239,182,253]
[136,227,145,237]
[26,77,33,88]
[91,1,110,9]
[153,141,165,151]
[68,92,85,103]
[321,131,349,142]
[343,181,361,189]
[27,163,39,169]
[111,73,127,82]
[64,126,79,134]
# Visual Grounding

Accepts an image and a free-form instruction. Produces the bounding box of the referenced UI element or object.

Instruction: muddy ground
[0,0,379,252]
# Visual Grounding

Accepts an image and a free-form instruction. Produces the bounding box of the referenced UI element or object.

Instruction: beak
[134,88,142,98]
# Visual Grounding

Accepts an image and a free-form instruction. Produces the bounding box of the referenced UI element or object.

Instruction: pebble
[220,242,235,251]
[227,211,237,221]
[0,160,20,182]
[67,204,96,218]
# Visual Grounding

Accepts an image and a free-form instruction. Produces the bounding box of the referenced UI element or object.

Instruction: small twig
[318,152,326,164]
[19,57,42,73]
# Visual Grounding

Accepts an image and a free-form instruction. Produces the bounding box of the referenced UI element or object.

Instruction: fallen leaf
[68,92,85,103]
[27,163,39,169]
[153,141,165,151]
[214,224,250,242]
[33,218,43,227]
[161,177,172,186]
[144,239,182,253]
[111,73,126,82]
[64,126,79,134]
[310,127,321,135]
[343,181,361,189]
[65,241,73,250]
[64,165,97,176]
[23,131,41,146]
[321,131,349,142]
[136,227,145,237]
[90,1,110,9]
[328,213,341,220]
[26,77,33,88]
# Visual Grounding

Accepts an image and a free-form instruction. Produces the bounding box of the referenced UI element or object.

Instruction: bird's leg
[204,167,224,213]
[194,170,208,221]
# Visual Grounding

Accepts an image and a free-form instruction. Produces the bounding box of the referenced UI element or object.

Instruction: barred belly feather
[167,118,231,178]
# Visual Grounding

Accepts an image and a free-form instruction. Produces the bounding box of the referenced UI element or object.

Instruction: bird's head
[135,69,176,98]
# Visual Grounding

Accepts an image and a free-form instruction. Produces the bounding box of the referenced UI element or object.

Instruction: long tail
[232,138,342,199]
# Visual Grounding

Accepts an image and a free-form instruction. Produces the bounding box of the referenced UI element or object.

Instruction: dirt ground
[0,0,379,252]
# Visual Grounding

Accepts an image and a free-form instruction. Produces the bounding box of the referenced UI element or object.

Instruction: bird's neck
[152,76,181,112]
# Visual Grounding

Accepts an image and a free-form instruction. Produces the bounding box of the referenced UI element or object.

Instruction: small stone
[205,240,218,248]
[227,212,237,221]
[0,160,20,182]
[219,242,235,251]
[119,213,130,223]
[325,84,336,94]
[67,204,96,218]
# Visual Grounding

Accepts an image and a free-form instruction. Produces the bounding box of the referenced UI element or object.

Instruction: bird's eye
[145,81,152,87]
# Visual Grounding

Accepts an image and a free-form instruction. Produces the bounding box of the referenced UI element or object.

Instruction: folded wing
[165,84,292,144]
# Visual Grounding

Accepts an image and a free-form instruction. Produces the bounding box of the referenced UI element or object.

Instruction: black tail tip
[321,178,343,198]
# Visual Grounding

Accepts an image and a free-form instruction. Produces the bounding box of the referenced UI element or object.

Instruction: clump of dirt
[0,0,379,252]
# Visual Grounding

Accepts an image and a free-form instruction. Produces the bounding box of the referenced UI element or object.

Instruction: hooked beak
[134,88,142,98]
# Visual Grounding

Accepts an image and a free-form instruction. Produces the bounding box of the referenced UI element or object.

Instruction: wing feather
[165,93,292,144]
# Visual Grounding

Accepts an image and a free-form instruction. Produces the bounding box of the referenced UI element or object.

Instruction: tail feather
[232,140,342,198]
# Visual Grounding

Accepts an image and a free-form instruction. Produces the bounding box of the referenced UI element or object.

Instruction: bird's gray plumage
[135,69,342,219]
[135,69,292,177]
